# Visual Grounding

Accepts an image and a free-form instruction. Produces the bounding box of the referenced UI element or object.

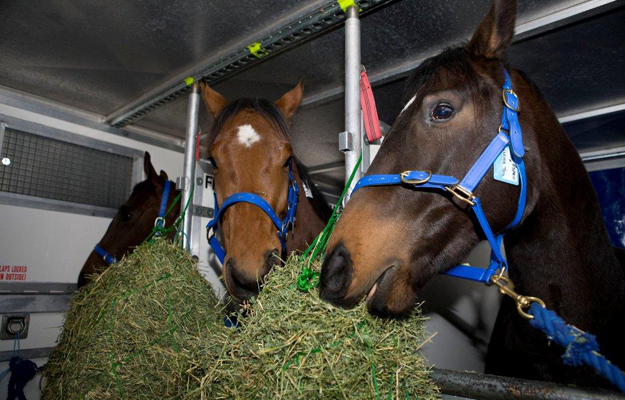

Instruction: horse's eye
[120,212,131,222]
[431,103,454,121]
[208,157,217,169]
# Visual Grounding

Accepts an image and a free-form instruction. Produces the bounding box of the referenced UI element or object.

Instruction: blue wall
[589,167,625,249]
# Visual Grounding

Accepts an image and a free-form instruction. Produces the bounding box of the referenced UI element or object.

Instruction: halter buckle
[446,184,476,206]
[400,170,432,185]
[502,89,520,112]
[154,217,165,228]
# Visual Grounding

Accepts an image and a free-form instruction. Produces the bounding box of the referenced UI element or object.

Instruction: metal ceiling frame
[0,85,185,152]
[301,0,622,108]
[105,0,401,128]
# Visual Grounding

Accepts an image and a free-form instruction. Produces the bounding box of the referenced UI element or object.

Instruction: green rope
[297,154,362,292]
[141,183,194,247]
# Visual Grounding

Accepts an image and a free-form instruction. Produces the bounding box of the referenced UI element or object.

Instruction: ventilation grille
[0,128,133,209]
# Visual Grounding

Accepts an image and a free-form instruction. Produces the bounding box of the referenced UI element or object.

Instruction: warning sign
[0,265,28,281]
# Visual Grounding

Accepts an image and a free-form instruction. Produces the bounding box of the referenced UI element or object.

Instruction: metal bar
[0,192,118,219]
[0,86,184,152]
[0,347,53,362]
[343,5,362,200]
[301,0,621,108]
[0,282,77,295]
[0,295,73,314]
[432,368,624,400]
[559,102,625,124]
[308,161,346,175]
[0,121,6,159]
[182,83,200,251]
[105,0,398,128]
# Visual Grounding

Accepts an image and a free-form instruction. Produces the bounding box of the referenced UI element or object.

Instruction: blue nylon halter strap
[94,180,174,265]
[94,244,117,265]
[352,69,526,283]
[206,158,299,264]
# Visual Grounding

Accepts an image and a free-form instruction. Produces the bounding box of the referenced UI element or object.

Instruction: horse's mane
[207,97,332,221]
[294,159,332,221]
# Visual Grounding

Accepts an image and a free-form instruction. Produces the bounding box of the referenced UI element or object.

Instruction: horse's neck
[287,171,328,253]
[504,125,625,333]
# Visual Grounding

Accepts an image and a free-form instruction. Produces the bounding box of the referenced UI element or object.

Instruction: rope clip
[490,274,545,319]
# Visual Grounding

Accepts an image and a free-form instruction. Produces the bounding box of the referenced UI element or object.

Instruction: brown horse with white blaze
[78,152,180,287]
[202,81,331,302]
[320,0,625,389]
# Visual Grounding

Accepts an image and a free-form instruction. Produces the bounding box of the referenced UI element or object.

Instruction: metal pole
[182,82,200,251]
[343,5,362,201]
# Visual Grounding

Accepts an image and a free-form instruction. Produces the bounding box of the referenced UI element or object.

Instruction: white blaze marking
[236,124,261,148]
[400,95,416,114]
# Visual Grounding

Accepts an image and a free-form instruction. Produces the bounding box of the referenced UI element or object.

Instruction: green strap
[142,183,194,247]
[298,154,362,291]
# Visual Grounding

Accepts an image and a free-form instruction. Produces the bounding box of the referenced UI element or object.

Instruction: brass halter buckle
[446,184,476,206]
[490,274,546,319]
[502,89,520,112]
[400,170,432,185]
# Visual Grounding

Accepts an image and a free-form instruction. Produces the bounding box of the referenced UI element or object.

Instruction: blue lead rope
[528,303,625,392]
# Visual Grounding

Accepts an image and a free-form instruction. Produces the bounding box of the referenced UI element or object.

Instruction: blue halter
[94,180,173,265]
[206,158,299,264]
[352,69,526,283]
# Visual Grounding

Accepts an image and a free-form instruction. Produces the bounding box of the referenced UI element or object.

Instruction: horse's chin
[365,266,417,319]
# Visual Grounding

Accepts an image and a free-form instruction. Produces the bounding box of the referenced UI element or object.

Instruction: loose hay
[43,239,228,399]
[195,255,439,400]
[44,240,439,399]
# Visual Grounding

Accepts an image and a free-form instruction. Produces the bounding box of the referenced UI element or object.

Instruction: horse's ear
[159,170,169,181]
[144,151,159,184]
[200,81,228,118]
[276,79,304,122]
[467,0,517,59]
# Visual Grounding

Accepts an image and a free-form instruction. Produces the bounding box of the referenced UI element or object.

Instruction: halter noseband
[352,69,526,283]
[206,158,299,264]
[94,180,173,265]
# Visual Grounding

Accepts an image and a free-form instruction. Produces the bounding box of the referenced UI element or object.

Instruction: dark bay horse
[78,152,180,287]
[201,81,331,302]
[319,0,625,389]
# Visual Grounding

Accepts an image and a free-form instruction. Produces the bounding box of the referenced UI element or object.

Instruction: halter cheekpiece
[94,180,173,265]
[206,158,299,264]
[352,69,527,283]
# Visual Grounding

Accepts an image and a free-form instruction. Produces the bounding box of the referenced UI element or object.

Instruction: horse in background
[319,0,625,389]
[202,80,331,302]
[78,152,180,287]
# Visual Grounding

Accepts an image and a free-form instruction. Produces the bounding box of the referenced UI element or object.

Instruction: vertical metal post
[182,83,200,251]
[343,5,362,200]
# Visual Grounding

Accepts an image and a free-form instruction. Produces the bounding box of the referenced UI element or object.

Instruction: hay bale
[43,239,228,399]
[195,256,439,400]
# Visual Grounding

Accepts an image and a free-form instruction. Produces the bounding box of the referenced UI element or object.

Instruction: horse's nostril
[225,258,259,301]
[264,249,280,272]
[319,244,353,302]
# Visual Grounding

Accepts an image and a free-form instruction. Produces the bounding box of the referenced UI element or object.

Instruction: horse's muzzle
[319,244,357,308]
[223,249,279,302]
